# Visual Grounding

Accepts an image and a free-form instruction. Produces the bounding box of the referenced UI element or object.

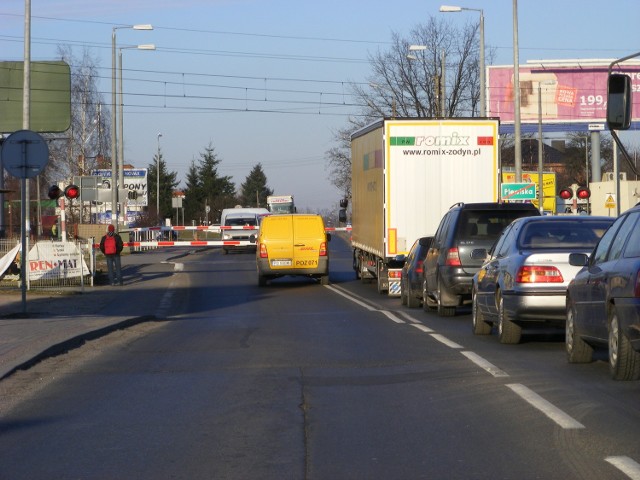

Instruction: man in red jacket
[99,224,124,286]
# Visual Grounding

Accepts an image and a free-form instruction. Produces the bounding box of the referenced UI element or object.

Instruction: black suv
[422,202,540,316]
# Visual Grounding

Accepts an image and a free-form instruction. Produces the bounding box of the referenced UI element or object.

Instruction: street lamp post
[111,24,152,228]
[439,5,485,116]
[537,80,554,214]
[157,133,162,224]
[118,44,155,188]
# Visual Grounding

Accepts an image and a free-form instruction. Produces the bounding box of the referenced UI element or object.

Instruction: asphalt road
[0,234,639,479]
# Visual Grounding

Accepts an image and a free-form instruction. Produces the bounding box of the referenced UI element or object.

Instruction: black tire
[472,291,492,335]
[609,307,640,380]
[566,301,593,363]
[258,274,267,287]
[407,282,420,308]
[436,276,456,317]
[498,294,521,344]
[222,248,228,255]
[320,274,329,286]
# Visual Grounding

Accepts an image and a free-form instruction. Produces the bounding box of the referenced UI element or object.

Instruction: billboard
[487,61,640,130]
[93,168,148,207]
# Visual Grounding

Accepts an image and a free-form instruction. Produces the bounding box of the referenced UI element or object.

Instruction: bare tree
[45,46,110,185]
[326,16,493,199]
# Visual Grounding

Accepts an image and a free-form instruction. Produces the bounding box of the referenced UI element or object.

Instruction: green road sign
[501,182,536,200]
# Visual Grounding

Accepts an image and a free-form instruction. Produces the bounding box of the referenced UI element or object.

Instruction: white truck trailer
[350,118,500,295]
[266,195,296,214]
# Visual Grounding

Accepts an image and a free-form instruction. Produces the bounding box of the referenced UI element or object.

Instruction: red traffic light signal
[64,184,80,199]
[559,188,573,200]
[576,187,590,199]
[48,185,62,199]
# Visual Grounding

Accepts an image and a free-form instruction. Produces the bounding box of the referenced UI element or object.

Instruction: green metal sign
[501,182,536,200]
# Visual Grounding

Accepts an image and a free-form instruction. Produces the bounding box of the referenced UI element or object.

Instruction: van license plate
[271,259,292,266]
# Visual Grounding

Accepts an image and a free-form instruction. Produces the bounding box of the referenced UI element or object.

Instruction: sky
[2,0,639,212]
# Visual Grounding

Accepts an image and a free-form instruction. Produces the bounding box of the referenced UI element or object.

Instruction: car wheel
[222,248,228,255]
[407,281,420,308]
[472,291,492,335]
[498,293,521,344]
[320,274,329,286]
[436,275,456,317]
[258,274,267,287]
[609,307,640,380]
[566,301,593,363]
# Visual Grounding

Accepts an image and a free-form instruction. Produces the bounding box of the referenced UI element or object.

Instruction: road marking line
[411,324,435,333]
[324,285,377,311]
[606,456,640,480]
[430,334,463,349]
[461,351,509,377]
[506,383,585,429]
[397,311,422,324]
[380,310,405,324]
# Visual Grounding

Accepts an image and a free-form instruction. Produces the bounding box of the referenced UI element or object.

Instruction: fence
[0,238,95,290]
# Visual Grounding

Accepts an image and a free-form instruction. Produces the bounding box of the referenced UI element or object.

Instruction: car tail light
[516,265,563,283]
[634,271,640,298]
[319,242,327,256]
[445,248,462,267]
[389,270,402,279]
[259,244,268,258]
[415,264,423,274]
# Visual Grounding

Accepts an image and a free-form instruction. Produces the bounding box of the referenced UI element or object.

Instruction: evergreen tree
[183,159,203,224]
[183,143,236,224]
[148,149,179,223]
[238,163,273,208]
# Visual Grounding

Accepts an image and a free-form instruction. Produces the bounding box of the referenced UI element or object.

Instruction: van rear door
[292,215,324,269]
[263,215,294,268]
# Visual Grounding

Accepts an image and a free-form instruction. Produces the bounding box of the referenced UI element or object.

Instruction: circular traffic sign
[1,130,49,179]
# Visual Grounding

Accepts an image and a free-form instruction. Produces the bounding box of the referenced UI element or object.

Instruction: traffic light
[64,184,80,199]
[48,185,62,200]
[576,186,591,200]
[48,184,80,200]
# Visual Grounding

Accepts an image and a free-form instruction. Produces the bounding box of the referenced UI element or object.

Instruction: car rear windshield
[519,220,613,249]
[456,210,535,243]
[225,217,257,226]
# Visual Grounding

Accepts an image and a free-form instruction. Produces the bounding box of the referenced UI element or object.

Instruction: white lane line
[397,311,423,324]
[606,456,640,480]
[411,324,435,333]
[506,383,585,429]
[325,285,377,311]
[380,310,405,324]
[430,334,463,349]
[461,351,509,377]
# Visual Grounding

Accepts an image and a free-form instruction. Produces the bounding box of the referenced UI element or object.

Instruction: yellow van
[255,214,330,286]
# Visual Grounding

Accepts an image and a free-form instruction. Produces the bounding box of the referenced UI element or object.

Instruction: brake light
[415,264,423,274]
[516,265,563,283]
[389,270,402,279]
[259,243,268,258]
[319,242,327,256]
[445,248,462,267]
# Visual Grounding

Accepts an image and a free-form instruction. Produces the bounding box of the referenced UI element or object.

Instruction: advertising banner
[487,63,640,126]
[28,242,89,281]
[93,168,148,207]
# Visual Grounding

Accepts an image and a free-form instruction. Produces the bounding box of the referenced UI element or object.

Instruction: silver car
[471,215,614,344]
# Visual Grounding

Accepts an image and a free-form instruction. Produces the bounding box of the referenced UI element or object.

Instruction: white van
[220,207,270,254]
